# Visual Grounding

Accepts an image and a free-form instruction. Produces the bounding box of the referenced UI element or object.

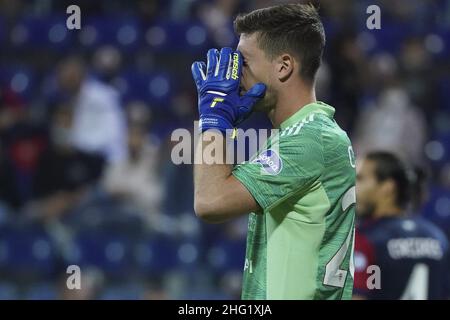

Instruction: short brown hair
[234,3,325,83]
[366,151,411,209]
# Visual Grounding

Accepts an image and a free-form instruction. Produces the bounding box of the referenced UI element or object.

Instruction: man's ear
[276,53,294,82]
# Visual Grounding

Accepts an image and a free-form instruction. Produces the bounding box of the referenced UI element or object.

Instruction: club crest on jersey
[252,149,283,175]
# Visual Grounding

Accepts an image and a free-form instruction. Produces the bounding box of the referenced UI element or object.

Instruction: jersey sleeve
[232,125,324,211]
[353,230,377,298]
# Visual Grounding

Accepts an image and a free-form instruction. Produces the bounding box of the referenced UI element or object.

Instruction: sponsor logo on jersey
[251,149,283,175]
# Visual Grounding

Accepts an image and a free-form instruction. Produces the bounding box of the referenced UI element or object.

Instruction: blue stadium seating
[0,283,19,300]
[69,230,134,278]
[11,15,73,50]
[422,185,450,233]
[23,282,58,300]
[98,283,144,300]
[143,20,210,53]
[0,66,35,100]
[0,224,59,279]
[206,238,246,273]
[118,69,173,106]
[134,234,180,276]
[429,132,450,166]
[78,16,142,52]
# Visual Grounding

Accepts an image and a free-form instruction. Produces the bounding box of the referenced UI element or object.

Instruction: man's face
[356,158,381,217]
[237,33,276,112]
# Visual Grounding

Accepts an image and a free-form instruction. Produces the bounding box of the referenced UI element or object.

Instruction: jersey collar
[279,101,335,130]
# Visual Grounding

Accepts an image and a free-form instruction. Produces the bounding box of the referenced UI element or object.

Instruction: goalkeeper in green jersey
[191,4,356,300]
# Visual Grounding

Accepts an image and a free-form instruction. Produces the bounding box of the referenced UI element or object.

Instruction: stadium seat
[0,223,59,280]
[118,69,173,106]
[370,21,411,54]
[0,283,19,300]
[69,230,134,278]
[134,234,179,276]
[422,185,450,232]
[98,283,144,300]
[77,17,142,51]
[11,15,73,50]
[0,66,35,100]
[425,132,450,169]
[64,200,146,234]
[23,282,58,300]
[206,238,246,273]
[144,20,209,53]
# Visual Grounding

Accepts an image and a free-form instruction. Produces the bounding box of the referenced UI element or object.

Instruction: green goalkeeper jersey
[232,101,356,300]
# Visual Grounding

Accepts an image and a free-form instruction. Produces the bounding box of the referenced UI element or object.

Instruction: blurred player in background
[57,56,128,164]
[192,4,356,299]
[354,151,450,299]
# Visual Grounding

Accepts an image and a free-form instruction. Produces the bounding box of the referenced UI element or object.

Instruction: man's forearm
[194,131,233,222]
[190,47,264,222]
[193,130,260,222]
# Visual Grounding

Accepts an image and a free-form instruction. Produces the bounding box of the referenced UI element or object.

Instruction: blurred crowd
[0,0,449,299]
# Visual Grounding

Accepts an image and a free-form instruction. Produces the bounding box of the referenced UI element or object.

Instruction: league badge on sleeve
[251,149,283,175]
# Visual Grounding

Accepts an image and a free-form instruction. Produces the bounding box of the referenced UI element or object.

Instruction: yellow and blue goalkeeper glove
[191,47,266,135]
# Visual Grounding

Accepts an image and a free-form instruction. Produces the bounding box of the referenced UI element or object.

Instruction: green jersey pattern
[232,101,356,300]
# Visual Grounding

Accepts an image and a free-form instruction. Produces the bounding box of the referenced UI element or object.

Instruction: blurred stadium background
[0,0,449,299]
